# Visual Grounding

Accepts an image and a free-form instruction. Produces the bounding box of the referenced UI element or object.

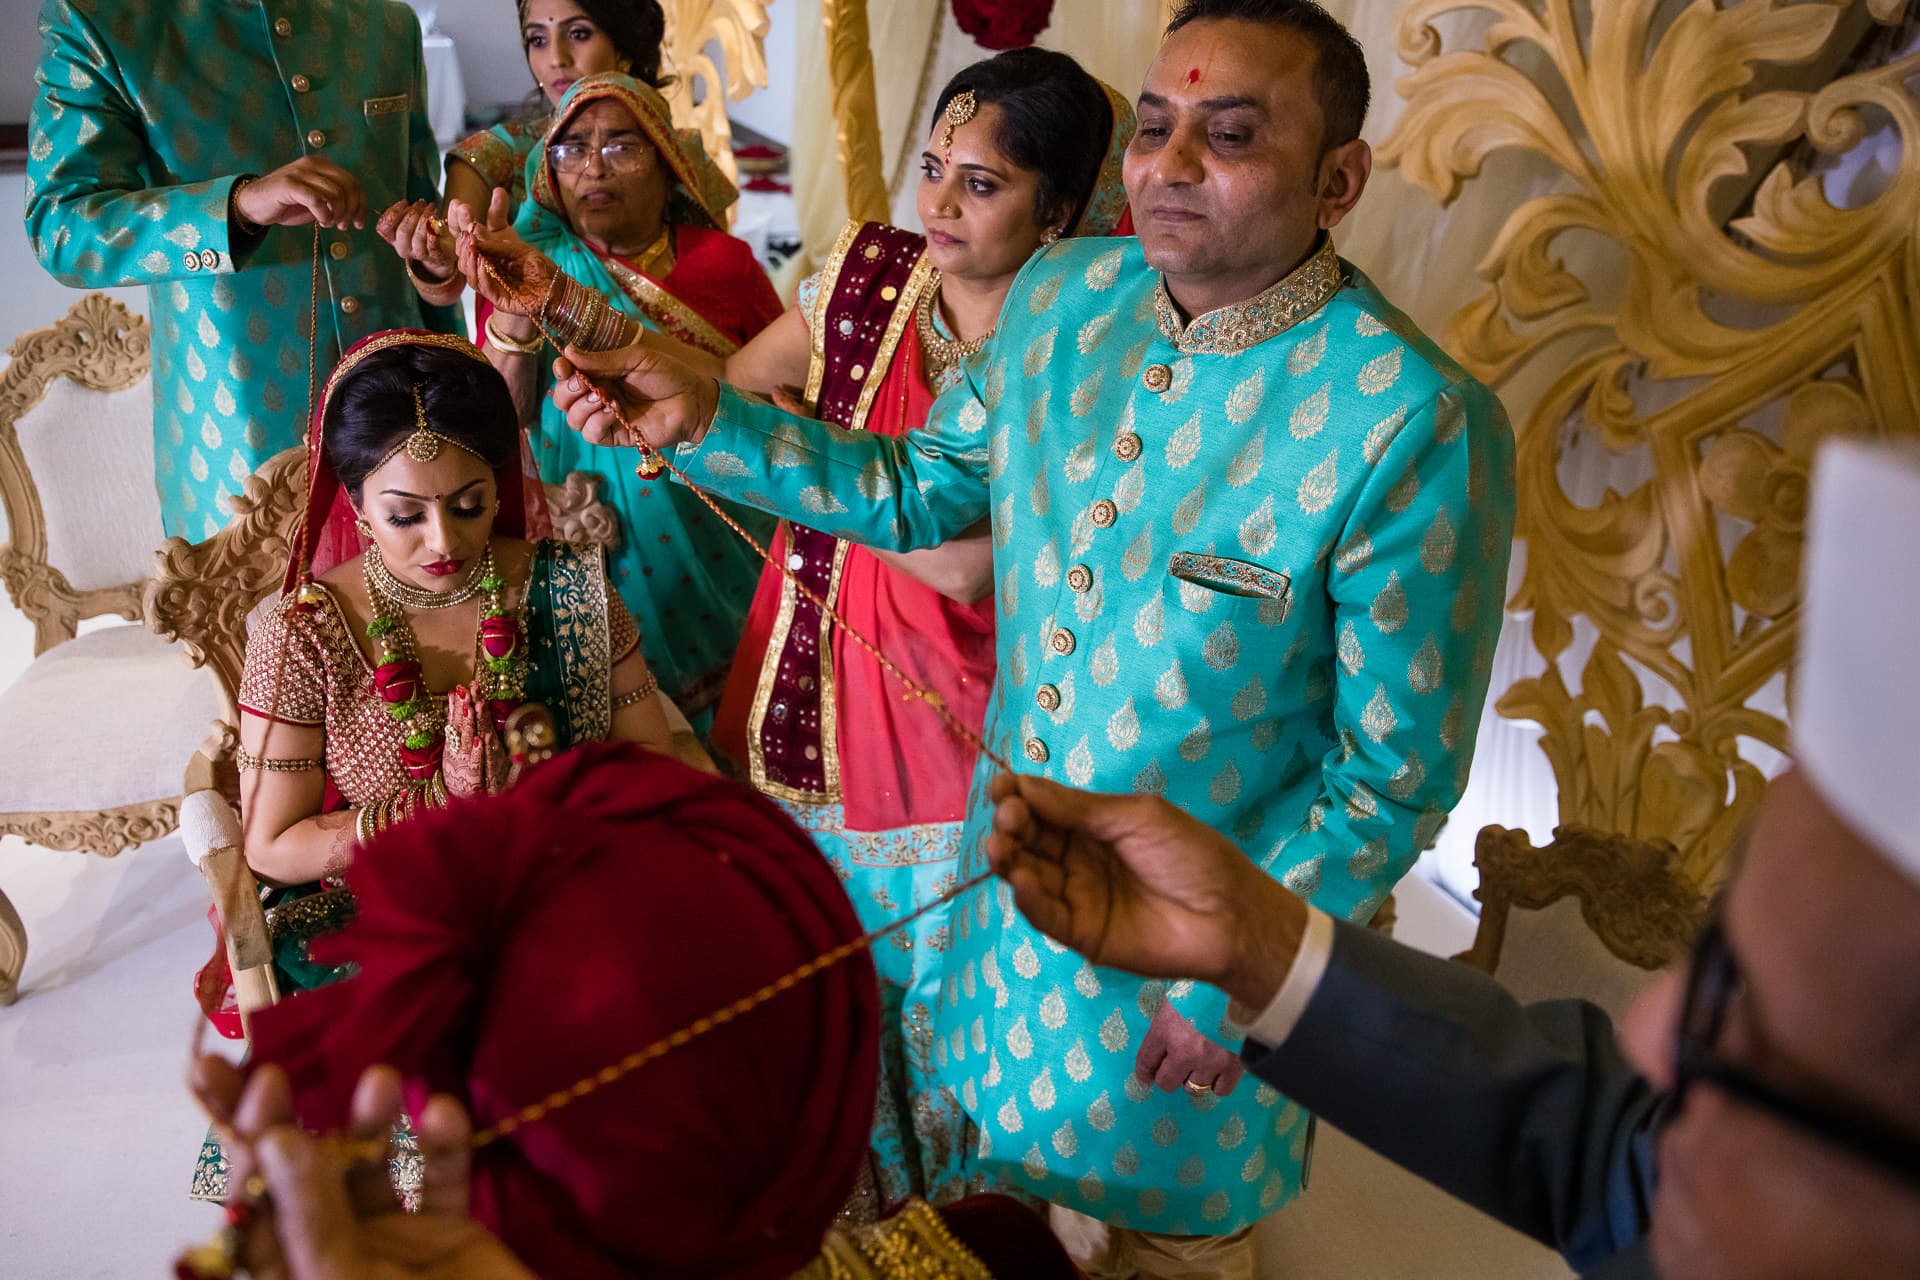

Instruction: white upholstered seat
[0,296,194,1003]
[0,624,220,814]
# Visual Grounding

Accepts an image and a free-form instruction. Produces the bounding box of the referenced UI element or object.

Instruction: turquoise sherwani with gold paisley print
[26,0,461,539]
[678,236,1516,1233]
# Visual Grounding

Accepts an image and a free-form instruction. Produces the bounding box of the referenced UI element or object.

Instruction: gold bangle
[611,671,659,711]
[356,803,378,846]
[230,174,264,236]
[484,312,544,356]
[575,286,602,352]
[235,746,324,773]
[406,255,462,301]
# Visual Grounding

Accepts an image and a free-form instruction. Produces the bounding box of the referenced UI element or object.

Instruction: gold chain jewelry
[914,277,991,390]
[611,670,659,710]
[939,89,977,160]
[369,383,486,473]
[365,544,488,610]
[235,747,323,773]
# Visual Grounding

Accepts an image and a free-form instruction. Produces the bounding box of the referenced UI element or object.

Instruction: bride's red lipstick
[421,559,465,577]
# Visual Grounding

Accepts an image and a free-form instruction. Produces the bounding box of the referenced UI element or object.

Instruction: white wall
[4,0,42,123]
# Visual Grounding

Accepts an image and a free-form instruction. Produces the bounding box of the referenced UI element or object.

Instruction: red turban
[249,744,880,1279]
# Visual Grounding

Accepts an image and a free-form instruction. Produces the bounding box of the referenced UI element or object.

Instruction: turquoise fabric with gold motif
[26,0,462,539]
[678,236,1516,1232]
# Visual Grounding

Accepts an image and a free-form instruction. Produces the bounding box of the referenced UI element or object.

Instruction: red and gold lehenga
[191,330,665,1201]
[708,80,1136,1211]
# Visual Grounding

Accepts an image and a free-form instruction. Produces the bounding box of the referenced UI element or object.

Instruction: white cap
[1794,438,1920,884]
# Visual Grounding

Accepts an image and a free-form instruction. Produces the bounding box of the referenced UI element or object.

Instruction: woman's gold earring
[356,517,374,538]
[1041,227,1062,248]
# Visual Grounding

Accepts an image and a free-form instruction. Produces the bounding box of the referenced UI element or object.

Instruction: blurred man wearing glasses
[985,439,1920,1280]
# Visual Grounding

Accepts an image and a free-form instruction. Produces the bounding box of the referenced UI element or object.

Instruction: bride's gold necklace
[915,276,992,388]
[365,543,487,610]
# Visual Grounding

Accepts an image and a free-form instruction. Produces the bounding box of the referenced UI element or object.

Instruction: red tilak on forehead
[1187,67,1202,86]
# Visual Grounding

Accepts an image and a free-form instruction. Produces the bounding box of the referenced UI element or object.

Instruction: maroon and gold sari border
[803,221,866,411]
[850,253,937,432]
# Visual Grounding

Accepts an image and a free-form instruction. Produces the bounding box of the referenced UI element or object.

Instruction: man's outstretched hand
[549,346,720,455]
[189,1056,533,1280]
[984,773,1307,1015]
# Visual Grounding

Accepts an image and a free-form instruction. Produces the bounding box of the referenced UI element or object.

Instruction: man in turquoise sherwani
[550,2,1515,1273]
[27,0,461,539]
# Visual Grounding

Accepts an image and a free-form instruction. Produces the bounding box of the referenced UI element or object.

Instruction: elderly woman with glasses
[392,72,782,733]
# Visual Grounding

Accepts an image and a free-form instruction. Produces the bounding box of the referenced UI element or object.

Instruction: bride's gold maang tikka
[939,88,977,164]
[376,382,483,471]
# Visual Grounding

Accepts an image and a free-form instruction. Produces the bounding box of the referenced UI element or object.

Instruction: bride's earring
[356,515,374,538]
[1041,226,1062,247]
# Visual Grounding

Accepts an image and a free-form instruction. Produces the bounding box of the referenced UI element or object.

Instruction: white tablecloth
[422,33,466,147]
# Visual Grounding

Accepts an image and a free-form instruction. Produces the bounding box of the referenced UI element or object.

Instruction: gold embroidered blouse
[239,571,639,806]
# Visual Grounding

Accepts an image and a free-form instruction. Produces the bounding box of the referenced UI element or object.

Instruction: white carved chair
[1257,825,1707,1278]
[0,295,223,1004]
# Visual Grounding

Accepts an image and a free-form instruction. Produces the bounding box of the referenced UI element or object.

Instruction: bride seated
[229,329,704,1003]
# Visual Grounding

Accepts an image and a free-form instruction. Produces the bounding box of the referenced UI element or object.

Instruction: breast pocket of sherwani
[361,93,412,209]
[1160,551,1298,680]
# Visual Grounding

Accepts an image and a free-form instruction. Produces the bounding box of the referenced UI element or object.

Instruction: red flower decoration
[481,616,521,662]
[373,659,424,705]
[952,0,1054,50]
[399,741,442,780]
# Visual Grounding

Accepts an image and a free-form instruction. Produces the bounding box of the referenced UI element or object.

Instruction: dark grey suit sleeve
[1242,918,1666,1272]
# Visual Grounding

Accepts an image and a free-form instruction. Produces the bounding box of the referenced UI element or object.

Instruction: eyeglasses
[1673,913,1920,1189]
[547,140,653,175]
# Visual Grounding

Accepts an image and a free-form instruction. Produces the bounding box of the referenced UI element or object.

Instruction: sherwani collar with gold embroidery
[1152,236,1345,356]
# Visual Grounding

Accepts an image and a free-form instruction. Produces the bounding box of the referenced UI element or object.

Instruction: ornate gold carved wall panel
[1380,0,1919,884]
[660,0,775,189]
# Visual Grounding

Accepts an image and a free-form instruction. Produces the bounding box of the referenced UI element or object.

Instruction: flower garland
[364,543,527,783]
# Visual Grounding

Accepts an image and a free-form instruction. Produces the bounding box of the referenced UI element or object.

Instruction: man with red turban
[190,743,1075,1278]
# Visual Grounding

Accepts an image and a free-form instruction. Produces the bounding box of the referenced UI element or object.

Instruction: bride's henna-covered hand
[444,686,511,799]
[442,687,488,800]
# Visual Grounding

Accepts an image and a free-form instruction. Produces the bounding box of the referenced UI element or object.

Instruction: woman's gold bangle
[485,312,544,356]
[406,256,463,304]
